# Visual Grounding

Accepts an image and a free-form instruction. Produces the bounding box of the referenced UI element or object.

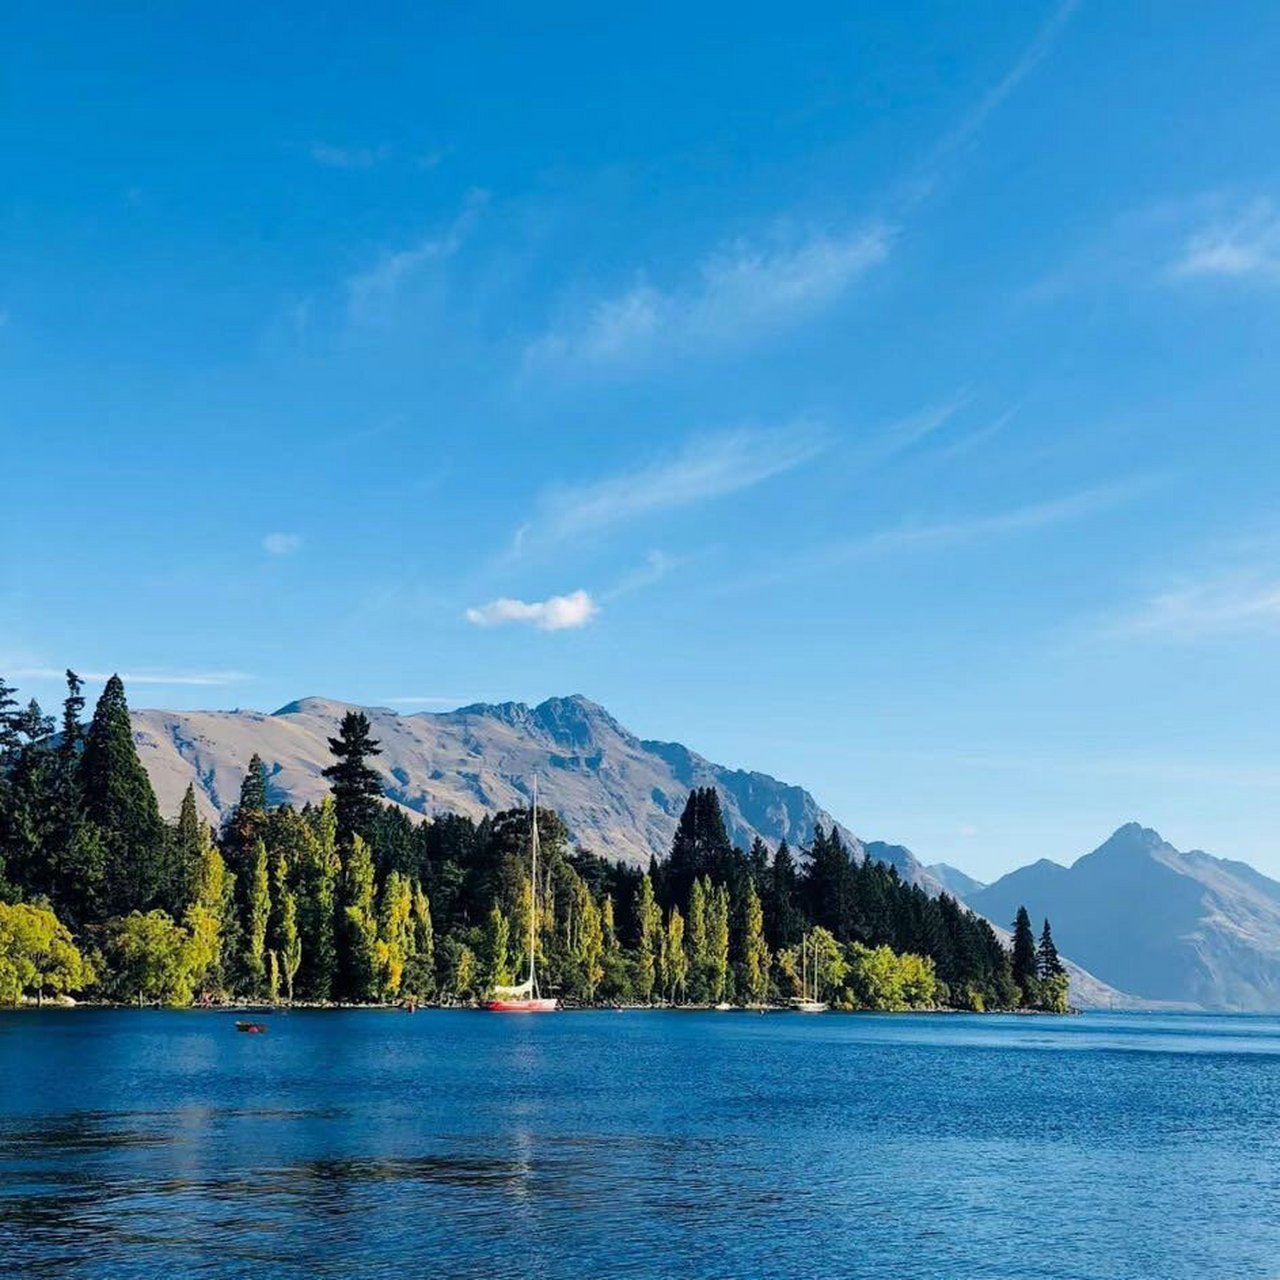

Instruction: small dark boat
[235,1020,268,1034]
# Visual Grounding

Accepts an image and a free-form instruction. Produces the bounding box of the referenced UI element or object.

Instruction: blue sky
[3,2,1280,879]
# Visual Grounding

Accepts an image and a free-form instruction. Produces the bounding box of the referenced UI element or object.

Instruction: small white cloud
[959,825,979,839]
[526,224,890,371]
[263,532,304,556]
[465,590,599,632]
[1173,198,1280,284]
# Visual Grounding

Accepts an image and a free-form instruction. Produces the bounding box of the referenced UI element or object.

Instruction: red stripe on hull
[482,999,559,1013]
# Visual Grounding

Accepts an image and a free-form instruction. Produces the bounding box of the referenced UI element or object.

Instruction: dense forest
[0,671,1069,1013]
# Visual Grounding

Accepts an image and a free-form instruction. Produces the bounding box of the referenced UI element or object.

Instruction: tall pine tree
[322,713,383,843]
[79,676,167,916]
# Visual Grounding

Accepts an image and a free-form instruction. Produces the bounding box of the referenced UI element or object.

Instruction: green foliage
[0,901,93,1004]
[740,880,770,1006]
[1012,905,1038,1005]
[321,712,383,844]
[80,676,168,916]
[634,874,660,1003]
[843,943,937,1011]
[101,910,195,1005]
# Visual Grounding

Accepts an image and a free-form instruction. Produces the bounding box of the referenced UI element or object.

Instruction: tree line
[0,671,1068,1012]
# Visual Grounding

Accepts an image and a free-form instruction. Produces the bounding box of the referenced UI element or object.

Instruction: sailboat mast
[529,776,539,989]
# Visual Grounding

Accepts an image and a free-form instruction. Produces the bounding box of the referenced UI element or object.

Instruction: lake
[2,1010,1279,1278]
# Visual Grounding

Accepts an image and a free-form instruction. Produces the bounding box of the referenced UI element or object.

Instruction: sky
[3,2,1280,881]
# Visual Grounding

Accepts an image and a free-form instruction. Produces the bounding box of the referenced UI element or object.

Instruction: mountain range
[962,823,1280,1012]
[131,694,942,888]
[128,693,1279,1010]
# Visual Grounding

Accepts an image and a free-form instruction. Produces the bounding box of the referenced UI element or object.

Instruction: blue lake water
[2,1009,1279,1278]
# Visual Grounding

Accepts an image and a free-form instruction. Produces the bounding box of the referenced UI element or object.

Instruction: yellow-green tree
[376,871,413,999]
[339,835,379,1001]
[708,883,731,1003]
[634,875,660,1003]
[685,877,711,1003]
[102,910,195,1006]
[0,901,93,1005]
[244,839,270,995]
[663,907,688,1004]
[483,904,513,991]
[741,881,770,1006]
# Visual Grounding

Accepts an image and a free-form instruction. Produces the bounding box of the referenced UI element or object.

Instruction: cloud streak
[526,225,890,370]
[1172,198,1280,284]
[519,423,825,551]
[10,668,252,687]
[311,141,391,169]
[465,589,599,631]
[346,192,487,322]
[1111,570,1280,640]
[737,476,1158,589]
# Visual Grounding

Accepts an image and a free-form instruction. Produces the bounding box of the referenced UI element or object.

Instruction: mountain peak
[1089,822,1172,860]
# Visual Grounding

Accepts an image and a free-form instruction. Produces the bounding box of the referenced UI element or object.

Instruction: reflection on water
[4,1010,1280,1278]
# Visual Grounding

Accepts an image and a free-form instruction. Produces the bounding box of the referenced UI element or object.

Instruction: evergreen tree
[1011,905,1038,1005]
[664,788,734,908]
[322,712,383,843]
[80,676,167,915]
[1037,917,1065,979]
[766,839,801,950]
[170,784,206,913]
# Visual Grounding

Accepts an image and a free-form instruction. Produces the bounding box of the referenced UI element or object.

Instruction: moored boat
[235,1020,269,1034]
[483,776,558,1014]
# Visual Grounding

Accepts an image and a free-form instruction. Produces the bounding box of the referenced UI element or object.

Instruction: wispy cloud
[10,667,252,687]
[739,477,1157,588]
[915,0,1079,189]
[518,424,825,552]
[311,141,391,169]
[378,695,468,707]
[465,589,599,631]
[1172,198,1280,284]
[601,550,683,602]
[262,532,304,556]
[346,191,487,322]
[526,224,891,371]
[1111,570,1280,640]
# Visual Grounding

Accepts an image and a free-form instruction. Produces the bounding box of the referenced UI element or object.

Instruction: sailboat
[483,777,558,1013]
[790,932,828,1013]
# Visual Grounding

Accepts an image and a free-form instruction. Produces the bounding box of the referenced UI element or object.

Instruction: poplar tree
[244,840,270,995]
[708,883,731,1003]
[634,874,660,1003]
[270,852,301,1001]
[483,904,513,991]
[741,879,770,1006]
[402,881,435,999]
[685,876,711,1002]
[664,907,687,1003]
[338,834,379,1000]
[377,871,413,998]
[297,799,339,1000]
